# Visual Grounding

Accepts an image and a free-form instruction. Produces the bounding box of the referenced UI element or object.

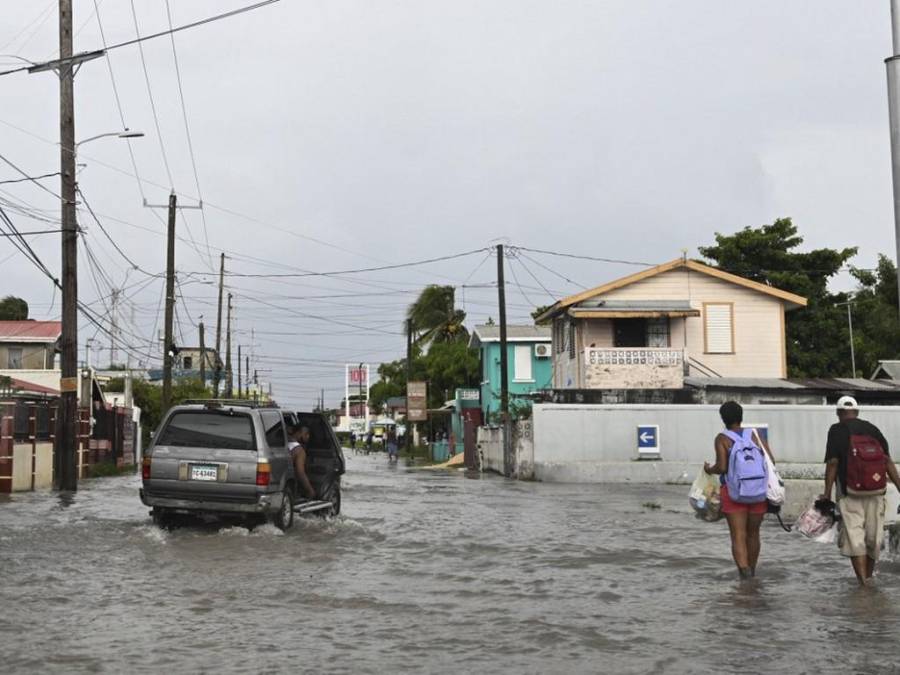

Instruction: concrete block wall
[531,403,900,484]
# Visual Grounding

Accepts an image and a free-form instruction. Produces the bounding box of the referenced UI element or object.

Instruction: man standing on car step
[823,396,900,585]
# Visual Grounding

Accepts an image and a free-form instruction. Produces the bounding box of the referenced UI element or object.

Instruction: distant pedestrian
[822,396,900,585]
[704,401,773,579]
[386,429,398,462]
[349,431,357,453]
[366,431,374,454]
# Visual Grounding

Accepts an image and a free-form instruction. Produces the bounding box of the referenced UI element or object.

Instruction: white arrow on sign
[639,432,655,443]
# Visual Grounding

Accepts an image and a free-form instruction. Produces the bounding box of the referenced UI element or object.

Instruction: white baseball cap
[836,395,859,410]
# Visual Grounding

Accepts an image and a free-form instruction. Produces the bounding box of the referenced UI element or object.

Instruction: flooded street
[2,453,900,674]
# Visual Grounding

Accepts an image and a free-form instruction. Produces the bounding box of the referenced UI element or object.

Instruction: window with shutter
[704,303,734,353]
[568,322,576,360]
[513,345,533,381]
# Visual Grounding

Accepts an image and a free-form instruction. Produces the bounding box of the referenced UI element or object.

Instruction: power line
[164,0,213,271]
[0,1,284,77]
[0,151,62,199]
[129,0,174,188]
[92,0,148,204]
[195,248,490,279]
[516,245,655,268]
[0,171,60,185]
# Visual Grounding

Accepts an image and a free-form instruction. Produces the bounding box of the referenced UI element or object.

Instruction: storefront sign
[407,381,428,422]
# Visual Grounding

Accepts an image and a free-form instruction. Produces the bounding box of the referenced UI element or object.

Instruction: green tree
[420,340,479,408]
[0,296,28,320]
[105,377,211,443]
[406,285,468,346]
[848,255,900,377]
[698,218,857,377]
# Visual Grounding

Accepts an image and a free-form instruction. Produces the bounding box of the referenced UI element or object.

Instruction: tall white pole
[886,0,900,312]
[364,364,370,422]
[848,303,857,379]
[344,364,350,429]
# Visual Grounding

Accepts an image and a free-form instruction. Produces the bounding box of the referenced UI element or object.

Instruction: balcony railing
[583,348,684,389]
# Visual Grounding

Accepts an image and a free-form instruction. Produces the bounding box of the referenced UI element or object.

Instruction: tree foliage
[0,296,28,320]
[406,285,468,346]
[105,377,211,436]
[848,255,900,377]
[698,217,893,377]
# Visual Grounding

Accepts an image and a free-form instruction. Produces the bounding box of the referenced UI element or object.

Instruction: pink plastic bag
[795,506,833,538]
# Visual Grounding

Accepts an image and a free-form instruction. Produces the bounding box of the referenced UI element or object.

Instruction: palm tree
[406,285,468,347]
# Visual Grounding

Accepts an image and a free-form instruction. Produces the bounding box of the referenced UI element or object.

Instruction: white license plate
[190,464,218,481]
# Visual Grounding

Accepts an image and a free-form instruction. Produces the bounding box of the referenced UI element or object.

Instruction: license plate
[190,464,218,481]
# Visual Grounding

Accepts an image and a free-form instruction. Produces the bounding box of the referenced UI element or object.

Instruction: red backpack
[846,434,888,496]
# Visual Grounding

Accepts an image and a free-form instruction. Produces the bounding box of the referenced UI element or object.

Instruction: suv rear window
[157,411,256,450]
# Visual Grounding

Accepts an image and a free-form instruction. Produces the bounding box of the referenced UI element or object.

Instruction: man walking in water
[823,396,900,585]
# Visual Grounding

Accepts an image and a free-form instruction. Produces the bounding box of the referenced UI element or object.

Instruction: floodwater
[1,454,899,675]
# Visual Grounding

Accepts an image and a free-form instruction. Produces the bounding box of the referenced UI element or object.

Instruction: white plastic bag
[812,521,839,544]
[752,429,785,506]
[689,468,722,521]
[795,505,833,539]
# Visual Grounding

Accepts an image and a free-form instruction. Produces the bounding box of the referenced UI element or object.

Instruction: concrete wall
[531,403,900,484]
[476,421,535,480]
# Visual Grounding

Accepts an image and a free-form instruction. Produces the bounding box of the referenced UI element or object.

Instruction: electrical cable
[0,1,284,77]
[164,0,213,271]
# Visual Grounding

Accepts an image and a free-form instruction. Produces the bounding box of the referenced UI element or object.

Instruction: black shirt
[824,418,890,493]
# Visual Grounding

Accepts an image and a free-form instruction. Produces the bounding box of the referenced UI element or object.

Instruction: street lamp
[75,129,144,154]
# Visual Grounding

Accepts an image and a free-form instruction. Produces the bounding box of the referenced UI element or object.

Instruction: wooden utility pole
[213,253,225,397]
[246,354,250,401]
[225,293,233,397]
[198,320,206,386]
[109,288,119,366]
[57,0,78,491]
[237,344,242,398]
[497,244,510,477]
[405,317,413,454]
[161,192,177,413]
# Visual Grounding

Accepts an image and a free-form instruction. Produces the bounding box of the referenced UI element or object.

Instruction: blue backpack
[724,429,769,504]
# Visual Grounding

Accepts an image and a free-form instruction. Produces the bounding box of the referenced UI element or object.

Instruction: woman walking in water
[704,401,773,579]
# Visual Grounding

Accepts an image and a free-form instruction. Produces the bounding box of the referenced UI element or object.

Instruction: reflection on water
[1,454,899,674]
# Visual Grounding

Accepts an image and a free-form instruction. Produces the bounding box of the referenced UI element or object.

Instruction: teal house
[468,325,552,421]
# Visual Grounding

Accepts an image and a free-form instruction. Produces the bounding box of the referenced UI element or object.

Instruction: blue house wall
[479,341,552,421]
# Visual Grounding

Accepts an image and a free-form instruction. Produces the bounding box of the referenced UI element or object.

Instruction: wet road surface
[2,453,899,674]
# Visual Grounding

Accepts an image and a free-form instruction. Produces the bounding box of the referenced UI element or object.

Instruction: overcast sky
[0,1,895,407]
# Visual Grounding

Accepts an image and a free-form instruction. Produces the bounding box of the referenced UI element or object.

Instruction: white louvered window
[514,345,533,381]
[704,304,734,354]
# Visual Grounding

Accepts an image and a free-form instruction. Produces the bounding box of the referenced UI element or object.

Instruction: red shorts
[720,484,768,515]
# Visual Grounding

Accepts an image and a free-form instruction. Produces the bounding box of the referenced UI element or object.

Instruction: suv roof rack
[181,399,280,409]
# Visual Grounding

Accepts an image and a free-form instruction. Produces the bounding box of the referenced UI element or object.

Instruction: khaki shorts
[838,494,886,560]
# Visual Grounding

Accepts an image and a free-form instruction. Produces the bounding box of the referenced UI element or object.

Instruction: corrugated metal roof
[471,325,551,342]
[872,360,900,380]
[576,300,696,311]
[685,377,807,390]
[0,321,62,342]
[687,376,900,392]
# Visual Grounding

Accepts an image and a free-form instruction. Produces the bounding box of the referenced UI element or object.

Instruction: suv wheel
[321,482,341,517]
[272,488,294,531]
[151,508,175,529]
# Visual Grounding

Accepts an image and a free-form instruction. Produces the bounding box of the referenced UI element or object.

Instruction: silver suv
[140,401,344,530]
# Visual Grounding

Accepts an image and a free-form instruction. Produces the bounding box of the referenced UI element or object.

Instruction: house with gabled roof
[534,258,807,391]
[0,320,62,395]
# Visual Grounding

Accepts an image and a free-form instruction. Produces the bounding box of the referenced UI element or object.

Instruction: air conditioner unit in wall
[534,343,551,358]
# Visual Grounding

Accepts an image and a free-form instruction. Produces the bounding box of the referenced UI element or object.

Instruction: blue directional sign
[637,425,660,457]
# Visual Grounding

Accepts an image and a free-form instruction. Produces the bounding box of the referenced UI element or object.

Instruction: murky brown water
[1,453,899,674]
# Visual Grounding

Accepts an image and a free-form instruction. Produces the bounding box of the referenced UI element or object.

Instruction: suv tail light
[141,456,151,480]
[256,462,271,487]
